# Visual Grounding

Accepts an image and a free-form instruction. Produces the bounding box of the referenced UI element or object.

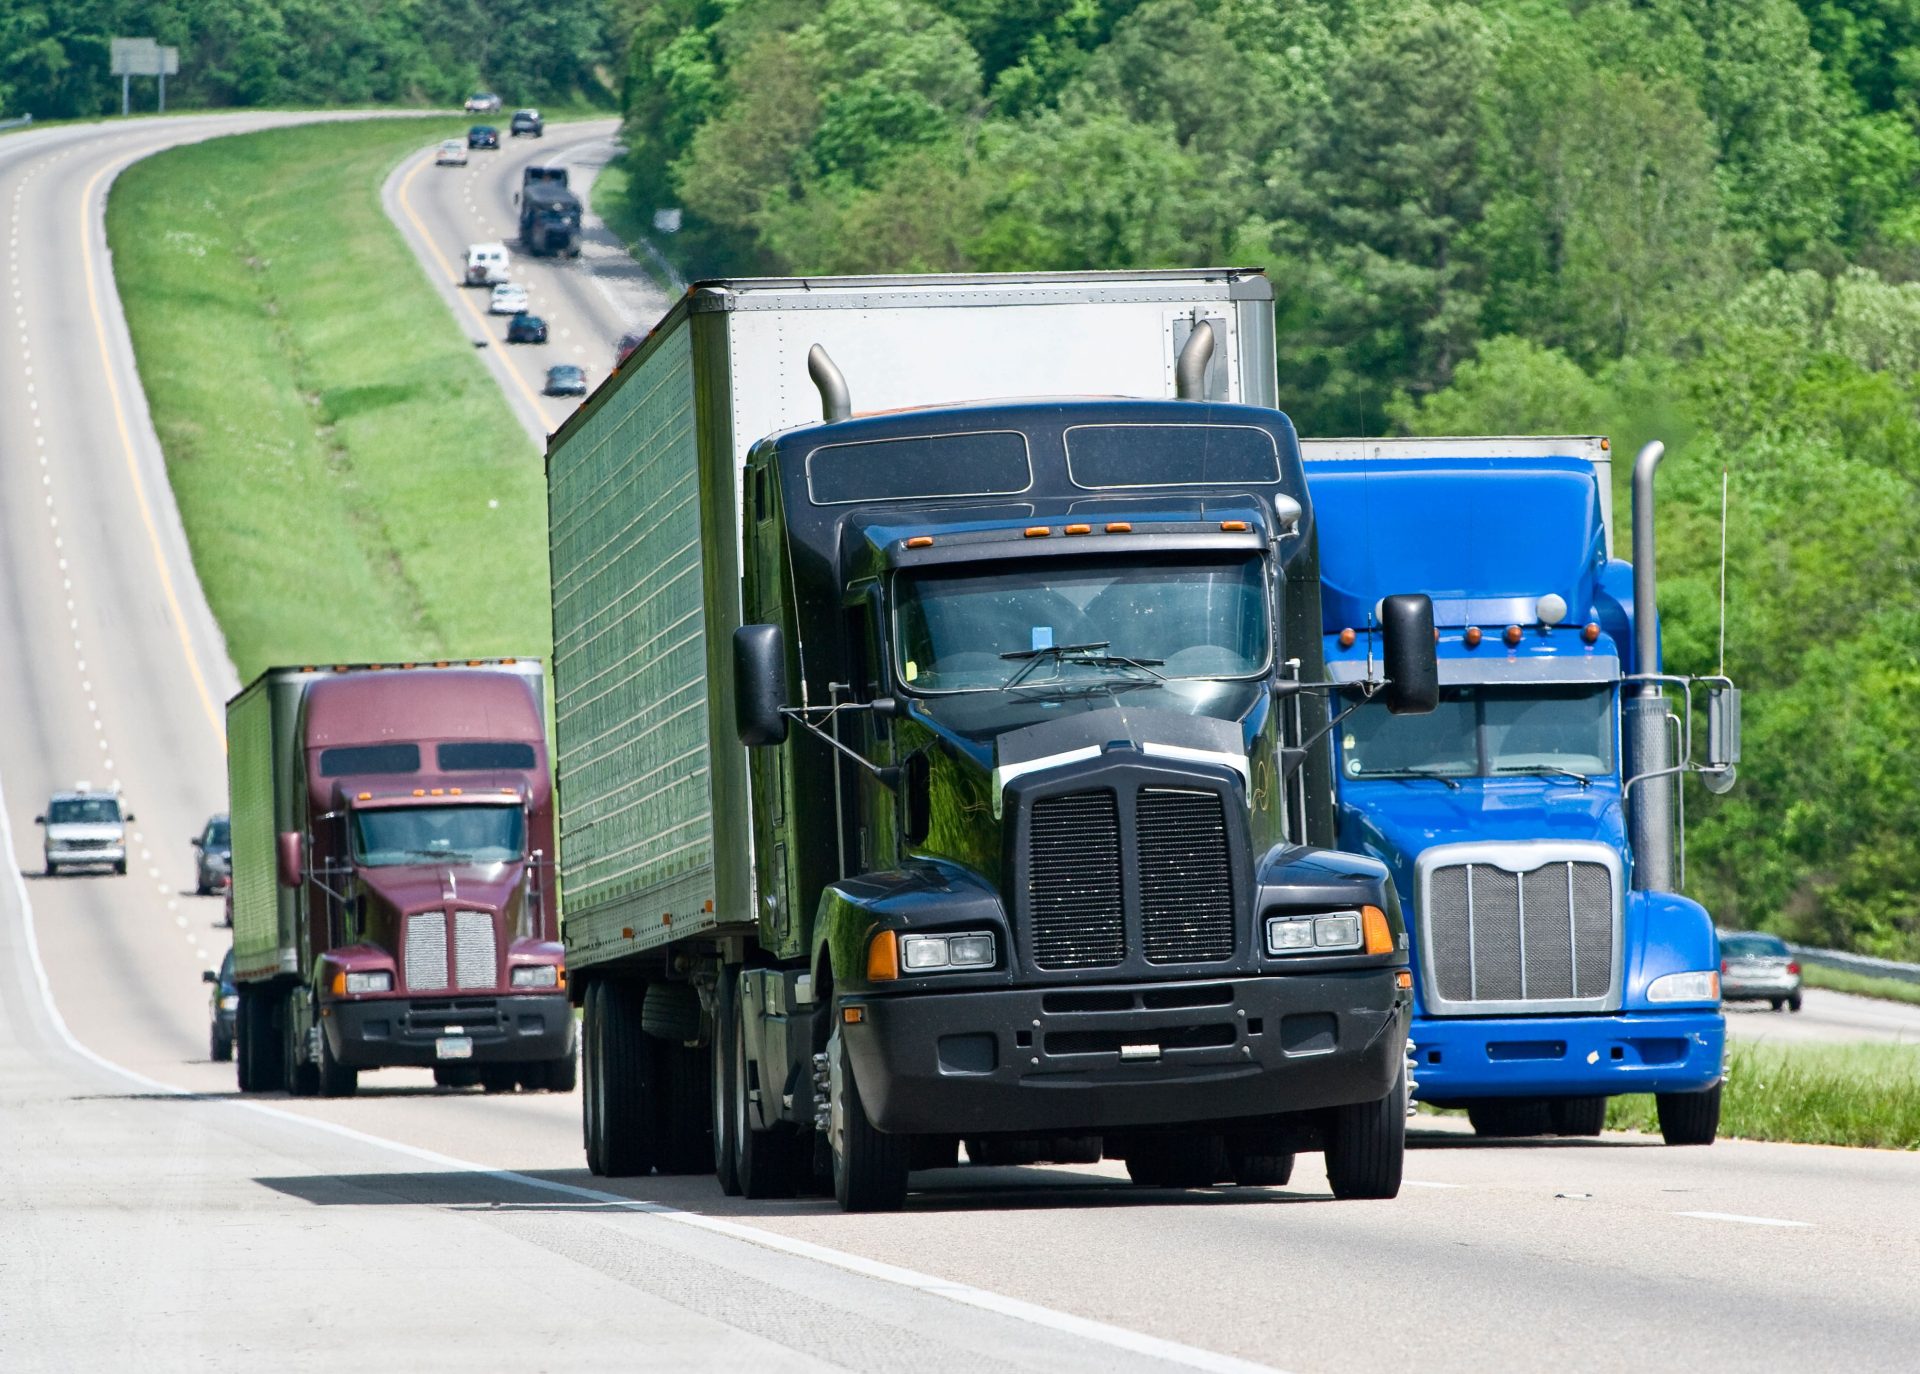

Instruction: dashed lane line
[1676,1211,1812,1229]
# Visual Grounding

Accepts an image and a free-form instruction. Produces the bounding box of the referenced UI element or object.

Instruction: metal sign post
[109,38,178,114]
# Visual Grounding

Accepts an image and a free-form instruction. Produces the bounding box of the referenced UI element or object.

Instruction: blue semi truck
[1298,435,1740,1144]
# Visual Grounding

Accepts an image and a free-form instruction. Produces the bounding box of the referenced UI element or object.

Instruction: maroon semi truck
[227,661,573,1096]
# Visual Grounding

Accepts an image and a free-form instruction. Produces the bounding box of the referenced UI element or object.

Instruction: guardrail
[0,114,33,132]
[1787,942,1920,986]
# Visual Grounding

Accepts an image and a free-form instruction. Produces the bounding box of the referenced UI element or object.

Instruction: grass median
[1606,1042,1920,1150]
[106,117,550,678]
[1801,963,1920,1007]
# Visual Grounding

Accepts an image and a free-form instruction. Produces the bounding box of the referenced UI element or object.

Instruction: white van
[464,242,510,286]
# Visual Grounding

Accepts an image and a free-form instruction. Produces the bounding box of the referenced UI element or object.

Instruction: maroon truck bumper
[323,993,572,1068]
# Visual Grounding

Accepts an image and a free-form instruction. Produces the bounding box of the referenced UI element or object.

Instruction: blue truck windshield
[1340,684,1615,780]
[351,804,525,867]
[895,555,1269,693]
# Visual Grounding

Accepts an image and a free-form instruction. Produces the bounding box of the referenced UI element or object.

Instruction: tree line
[608,0,1920,960]
[0,0,617,115]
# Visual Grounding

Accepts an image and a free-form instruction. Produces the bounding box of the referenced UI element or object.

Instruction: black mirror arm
[1281,693,1372,777]
[779,706,901,789]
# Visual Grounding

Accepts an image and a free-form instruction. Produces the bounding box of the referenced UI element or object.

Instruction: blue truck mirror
[1380,593,1439,715]
[734,625,790,746]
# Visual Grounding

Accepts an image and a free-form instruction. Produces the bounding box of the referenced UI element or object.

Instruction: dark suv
[467,125,500,150]
[192,813,231,895]
[203,949,238,1061]
[510,109,544,138]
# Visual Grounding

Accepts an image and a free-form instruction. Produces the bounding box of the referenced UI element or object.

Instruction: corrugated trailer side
[548,310,727,968]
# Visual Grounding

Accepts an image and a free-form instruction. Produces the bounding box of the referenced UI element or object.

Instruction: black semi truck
[518,166,580,257]
[546,271,1437,1210]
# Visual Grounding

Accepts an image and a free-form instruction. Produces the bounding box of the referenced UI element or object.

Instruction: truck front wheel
[317,1026,358,1098]
[1549,1096,1607,1137]
[1655,1083,1720,1146]
[1466,1099,1552,1138]
[1325,1071,1406,1200]
[711,968,742,1195]
[828,1017,909,1212]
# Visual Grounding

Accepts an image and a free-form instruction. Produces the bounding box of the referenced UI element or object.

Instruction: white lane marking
[0,773,1285,1374]
[1403,1180,1467,1190]
[1676,1211,1811,1229]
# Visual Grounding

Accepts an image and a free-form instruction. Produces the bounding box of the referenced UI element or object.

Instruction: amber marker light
[1362,905,1394,955]
[844,1006,866,1024]
[1024,526,1051,538]
[1065,524,1092,535]
[1583,622,1601,644]
[1504,625,1523,647]
[1338,628,1357,649]
[1105,522,1132,533]
[1220,520,1250,532]
[867,929,900,981]
[1464,626,1482,648]
[330,971,347,996]
[905,535,934,549]
[1395,970,1413,990]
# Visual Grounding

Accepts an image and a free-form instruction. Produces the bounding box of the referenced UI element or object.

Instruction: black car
[545,364,587,396]
[468,125,500,150]
[203,949,237,1062]
[510,109,544,138]
[507,312,548,344]
[191,812,231,895]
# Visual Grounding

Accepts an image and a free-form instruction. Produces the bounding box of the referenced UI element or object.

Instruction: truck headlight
[1267,912,1365,954]
[899,932,996,972]
[1647,970,1720,1003]
[344,971,392,995]
[219,995,239,1011]
[511,964,561,989]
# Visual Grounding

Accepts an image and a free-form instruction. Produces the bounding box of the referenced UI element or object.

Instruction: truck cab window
[350,804,526,867]
[1340,684,1614,779]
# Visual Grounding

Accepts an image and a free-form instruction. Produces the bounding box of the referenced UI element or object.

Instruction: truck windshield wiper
[999,642,1166,691]
[1492,764,1593,788]
[1383,766,1463,791]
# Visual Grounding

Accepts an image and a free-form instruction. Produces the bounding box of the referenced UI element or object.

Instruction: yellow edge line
[80,152,227,749]
[395,149,554,427]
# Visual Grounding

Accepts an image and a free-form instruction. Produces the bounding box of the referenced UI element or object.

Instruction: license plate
[435,1036,473,1061]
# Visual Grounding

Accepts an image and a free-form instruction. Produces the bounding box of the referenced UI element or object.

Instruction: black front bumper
[323,994,573,1069]
[842,970,1408,1135]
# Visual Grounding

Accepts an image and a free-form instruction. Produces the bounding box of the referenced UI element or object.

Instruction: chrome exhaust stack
[809,344,852,423]
[1627,441,1674,892]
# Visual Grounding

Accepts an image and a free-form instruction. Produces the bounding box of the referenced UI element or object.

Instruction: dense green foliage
[0,0,617,117]
[107,120,550,675]
[608,0,1920,960]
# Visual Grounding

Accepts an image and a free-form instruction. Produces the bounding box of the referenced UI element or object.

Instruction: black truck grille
[1427,860,1615,1005]
[1024,785,1237,971]
[1138,789,1235,962]
[1028,791,1125,969]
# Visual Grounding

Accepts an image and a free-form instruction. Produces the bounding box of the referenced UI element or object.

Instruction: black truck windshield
[351,804,525,867]
[895,555,1269,693]
[1340,684,1615,780]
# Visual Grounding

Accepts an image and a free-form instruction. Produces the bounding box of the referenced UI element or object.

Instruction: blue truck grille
[1426,859,1615,1006]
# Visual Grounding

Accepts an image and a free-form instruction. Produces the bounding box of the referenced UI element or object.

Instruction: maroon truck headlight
[330,969,393,995]
[510,964,562,990]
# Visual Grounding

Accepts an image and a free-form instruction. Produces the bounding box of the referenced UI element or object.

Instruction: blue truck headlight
[343,971,392,995]
[1267,912,1365,955]
[510,964,560,989]
[900,932,996,971]
[1646,970,1720,1003]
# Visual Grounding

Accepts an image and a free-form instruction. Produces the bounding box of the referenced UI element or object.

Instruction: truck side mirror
[123,812,136,822]
[1702,683,1741,794]
[734,625,790,746]
[1380,593,1439,716]
[201,969,218,984]
[277,831,304,889]
[33,815,44,825]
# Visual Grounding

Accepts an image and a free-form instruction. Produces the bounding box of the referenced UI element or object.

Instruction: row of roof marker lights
[351,787,522,801]
[1338,594,1603,650]
[298,659,522,672]
[902,519,1254,549]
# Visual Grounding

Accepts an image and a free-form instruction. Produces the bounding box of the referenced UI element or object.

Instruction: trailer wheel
[1548,1096,1607,1137]
[731,986,799,1199]
[1466,1099,1553,1138]
[1325,1070,1406,1200]
[1655,1083,1720,1146]
[282,994,319,1098]
[582,984,605,1170]
[828,1018,910,1212]
[317,1025,358,1098]
[598,981,662,1175]
[235,991,254,1088]
[211,1020,233,1063]
[656,1044,713,1173]
[711,968,742,1195]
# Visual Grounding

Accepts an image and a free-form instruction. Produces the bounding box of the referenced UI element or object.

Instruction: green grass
[1801,962,1920,1007]
[587,154,683,295]
[107,119,550,677]
[1604,1042,1920,1150]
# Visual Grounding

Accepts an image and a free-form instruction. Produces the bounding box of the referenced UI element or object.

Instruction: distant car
[465,91,502,113]
[506,312,548,344]
[35,784,132,876]
[465,242,510,286]
[1721,931,1802,1011]
[615,330,647,368]
[203,949,238,1062]
[435,139,469,167]
[510,109,544,138]
[544,364,588,396]
[490,282,530,315]
[191,813,231,895]
[468,125,500,150]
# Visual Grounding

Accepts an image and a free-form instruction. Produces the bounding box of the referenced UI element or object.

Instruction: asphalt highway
[2,113,1918,1374]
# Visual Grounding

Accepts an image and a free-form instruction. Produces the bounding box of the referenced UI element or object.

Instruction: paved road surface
[2,113,1918,1374]
[1723,987,1920,1046]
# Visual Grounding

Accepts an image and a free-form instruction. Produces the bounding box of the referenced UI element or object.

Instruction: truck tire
[582,984,605,1170]
[45,860,60,877]
[211,1021,233,1063]
[1466,1099,1553,1138]
[1325,1071,1406,1200]
[1125,1134,1227,1188]
[598,981,661,1176]
[1549,1096,1607,1137]
[731,986,800,1199]
[237,987,280,1092]
[479,1065,518,1094]
[656,1043,713,1174]
[1226,1142,1294,1187]
[711,968,742,1195]
[526,1049,577,1094]
[234,994,253,1087]
[1655,1083,1720,1146]
[433,1066,478,1089]
[317,1026,358,1097]
[283,994,319,1098]
[114,858,127,875]
[828,1018,909,1212]
[642,982,702,1043]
